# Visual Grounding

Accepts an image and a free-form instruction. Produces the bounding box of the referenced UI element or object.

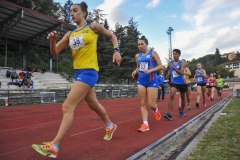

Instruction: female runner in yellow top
[178,59,191,110]
[32,2,122,158]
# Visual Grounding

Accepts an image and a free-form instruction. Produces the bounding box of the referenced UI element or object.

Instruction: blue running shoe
[164,113,173,120]
[179,111,185,118]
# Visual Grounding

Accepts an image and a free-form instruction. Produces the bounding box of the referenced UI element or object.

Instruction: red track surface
[0,91,231,160]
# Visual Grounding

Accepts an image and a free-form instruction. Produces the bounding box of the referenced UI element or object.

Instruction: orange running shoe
[32,142,58,158]
[103,124,117,141]
[154,108,161,121]
[138,124,150,132]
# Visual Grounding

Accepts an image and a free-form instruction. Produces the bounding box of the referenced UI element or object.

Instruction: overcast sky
[55,0,240,63]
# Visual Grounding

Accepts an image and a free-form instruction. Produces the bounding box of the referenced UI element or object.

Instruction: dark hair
[139,36,148,45]
[173,49,181,55]
[76,2,88,19]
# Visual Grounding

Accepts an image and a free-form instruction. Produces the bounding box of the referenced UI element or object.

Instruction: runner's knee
[62,103,75,114]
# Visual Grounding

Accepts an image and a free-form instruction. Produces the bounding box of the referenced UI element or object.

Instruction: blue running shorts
[137,78,158,88]
[74,69,98,87]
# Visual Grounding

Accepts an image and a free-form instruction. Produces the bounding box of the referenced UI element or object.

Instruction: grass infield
[188,98,240,160]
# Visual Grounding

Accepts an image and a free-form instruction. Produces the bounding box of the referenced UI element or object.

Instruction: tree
[215,48,221,65]
[216,65,234,78]
[87,9,106,23]
[63,0,73,24]
[236,51,240,58]
[113,18,141,84]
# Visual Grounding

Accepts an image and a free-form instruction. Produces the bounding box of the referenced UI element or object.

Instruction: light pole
[167,27,174,60]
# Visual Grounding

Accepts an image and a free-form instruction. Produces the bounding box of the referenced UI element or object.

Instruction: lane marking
[0,108,137,133]
[70,117,140,137]
[0,146,31,157]
[0,101,138,122]
[0,116,140,157]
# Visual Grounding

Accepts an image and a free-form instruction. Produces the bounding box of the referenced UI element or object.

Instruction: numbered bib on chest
[210,83,214,86]
[69,34,85,50]
[172,71,179,78]
[198,77,203,82]
[139,62,148,71]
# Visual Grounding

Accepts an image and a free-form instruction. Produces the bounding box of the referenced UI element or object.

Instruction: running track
[0,91,231,160]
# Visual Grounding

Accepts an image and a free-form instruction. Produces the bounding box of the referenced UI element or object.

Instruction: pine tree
[63,0,73,24]
[112,18,141,84]
[215,48,221,65]
[236,51,240,58]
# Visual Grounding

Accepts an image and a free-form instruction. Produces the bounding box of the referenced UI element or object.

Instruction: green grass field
[188,98,240,160]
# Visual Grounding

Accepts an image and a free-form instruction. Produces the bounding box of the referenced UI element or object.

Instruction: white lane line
[0,146,31,157]
[0,108,136,133]
[70,116,140,137]
[0,116,140,157]
[0,101,138,122]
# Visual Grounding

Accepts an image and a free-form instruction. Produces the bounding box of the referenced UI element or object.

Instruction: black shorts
[197,83,206,87]
[216,87,223,91]
[171,84,188,93]
[207,86,214,88]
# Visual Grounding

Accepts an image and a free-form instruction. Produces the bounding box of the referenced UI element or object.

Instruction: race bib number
[198,77,203,82]
[69,34,85,50]
[139,62,148,71]
[172,71,179,78]
[210,83,214,86]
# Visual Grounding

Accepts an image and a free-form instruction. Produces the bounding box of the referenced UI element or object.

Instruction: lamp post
[166,27,174,60]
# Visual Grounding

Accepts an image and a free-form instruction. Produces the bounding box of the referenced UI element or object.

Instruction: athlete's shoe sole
[32,144,57,158]
[164,113,173,121]
[138,128,150,132]
[138,124,150,132]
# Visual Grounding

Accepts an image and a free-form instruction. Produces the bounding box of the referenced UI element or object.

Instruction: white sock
[143,120,149,126]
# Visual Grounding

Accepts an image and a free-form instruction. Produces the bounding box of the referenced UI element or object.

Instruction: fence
[0,87,138,106]
[0,83,173,106]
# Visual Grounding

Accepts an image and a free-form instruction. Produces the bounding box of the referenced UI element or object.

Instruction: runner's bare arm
[169,60,185,75]
[202,70,208,78]
[151,51,163,72]
[132,54,139,78]
[185,67,191,76]
[91,23,122,66]
[48,31,71,56]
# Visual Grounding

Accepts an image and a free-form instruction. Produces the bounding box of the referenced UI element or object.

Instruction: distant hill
[187,49,235,78]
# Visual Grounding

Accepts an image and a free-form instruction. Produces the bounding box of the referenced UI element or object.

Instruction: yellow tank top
[69,22,99,71]
[184,68,190,84]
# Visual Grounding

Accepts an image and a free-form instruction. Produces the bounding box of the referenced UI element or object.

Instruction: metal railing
[0,88,139,106]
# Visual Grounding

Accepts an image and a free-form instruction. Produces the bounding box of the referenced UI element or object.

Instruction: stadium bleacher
[0,67,71,90]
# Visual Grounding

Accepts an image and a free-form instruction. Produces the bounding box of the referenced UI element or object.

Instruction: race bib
[198,77,203,82]
[210,83,214,86]
[139,62,148,71]
[172,71,179,78]
[69,34,85,50]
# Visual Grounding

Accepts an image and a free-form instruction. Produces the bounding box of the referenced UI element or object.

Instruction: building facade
[223,60,240,78]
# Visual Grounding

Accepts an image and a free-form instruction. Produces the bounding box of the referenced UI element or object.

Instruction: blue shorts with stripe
[74,69,98,87]
[137,78,158,88]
